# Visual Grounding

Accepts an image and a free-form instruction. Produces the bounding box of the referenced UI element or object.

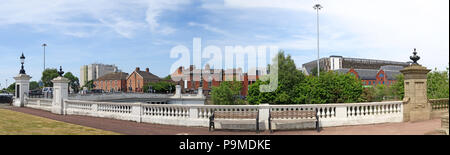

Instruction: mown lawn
[0,109,120,135]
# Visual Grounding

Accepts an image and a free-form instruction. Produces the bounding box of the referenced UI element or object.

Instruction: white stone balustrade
[21,99,403,130]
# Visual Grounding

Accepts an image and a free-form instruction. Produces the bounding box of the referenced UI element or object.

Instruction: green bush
[211,81,245,105]
[143,81,175,93]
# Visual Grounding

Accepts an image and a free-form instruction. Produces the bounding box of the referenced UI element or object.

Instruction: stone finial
[58,66,64,77]
[410,48,420,65]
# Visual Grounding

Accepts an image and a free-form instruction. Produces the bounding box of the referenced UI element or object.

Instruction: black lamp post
[58,66,64,77]
[19,53,26,74]
[410,48,420,65]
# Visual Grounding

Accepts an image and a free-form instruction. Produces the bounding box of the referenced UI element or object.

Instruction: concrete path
[1,106,443,135]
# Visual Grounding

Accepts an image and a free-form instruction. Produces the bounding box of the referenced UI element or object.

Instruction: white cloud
[188,22,229,35]
[221,0,449,70]
[0,0,191,37]
[145,0,191,34]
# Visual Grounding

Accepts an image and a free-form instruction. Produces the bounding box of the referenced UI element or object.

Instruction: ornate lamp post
[19,53,26,74]
[58,66,65,77]
[410,48,420,65]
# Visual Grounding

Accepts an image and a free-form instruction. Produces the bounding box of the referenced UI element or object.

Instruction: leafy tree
[427,68,449,99]
[211,81,245,105]
[248,50,306,105]
[390,74,404,100]
[163,75,172,80]
[64,72,80,93]
[295,71,364,104]
[247,80,276,105]
[41,68,59,87]
[6,83,16,93]
[29,81,40,91]
[83,80,95,90]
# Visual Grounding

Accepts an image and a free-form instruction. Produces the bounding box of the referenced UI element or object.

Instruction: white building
[80,64,119,87]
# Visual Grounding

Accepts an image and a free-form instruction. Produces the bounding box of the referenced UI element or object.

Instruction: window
[208,81,212,89]
[378,73,384,78]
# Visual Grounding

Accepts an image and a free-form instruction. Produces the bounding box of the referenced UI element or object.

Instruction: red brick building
[336,65,404,87]
[93,72,129,92]
[126,67,162,93]
[171,65,263,96]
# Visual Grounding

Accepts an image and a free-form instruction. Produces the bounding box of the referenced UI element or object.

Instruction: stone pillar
[400,49,431,122]
[258,104,270,130]
[13,74,31,107]
[174,85,181,97]
[51,76,70,115]
[197,87,203,97]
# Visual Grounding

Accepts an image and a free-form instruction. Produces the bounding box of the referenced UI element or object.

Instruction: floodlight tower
[313,3,323,78]
[42,43,47,71]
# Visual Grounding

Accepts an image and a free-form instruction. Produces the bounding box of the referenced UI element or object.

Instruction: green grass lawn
[0,109,120,135]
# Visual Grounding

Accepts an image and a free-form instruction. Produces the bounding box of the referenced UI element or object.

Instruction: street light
[313,3,323,78]
[20,53,26,74]
[42,43,47,71]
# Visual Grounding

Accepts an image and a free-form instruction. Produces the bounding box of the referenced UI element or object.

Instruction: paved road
[1,106,443,135]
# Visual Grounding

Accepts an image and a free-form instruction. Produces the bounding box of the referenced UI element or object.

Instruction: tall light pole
[313,3,323,78]
[42,43,47,71]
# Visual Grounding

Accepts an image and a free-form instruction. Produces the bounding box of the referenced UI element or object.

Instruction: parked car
[0,91,13,104]
[42,87,53,94]
[42,87,53,98]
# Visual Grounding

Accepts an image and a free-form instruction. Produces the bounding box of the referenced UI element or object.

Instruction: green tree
[83,80,95,90]
[427,68,449,99]
[248,50,306,105]
[390,74,404,100]
[6,83,16,93]
[211,81,245,105]
[41,69,59,87]
[29,81,40,90]
[295,71,364,104]
[247,80,276,105]
[64,72,80,93]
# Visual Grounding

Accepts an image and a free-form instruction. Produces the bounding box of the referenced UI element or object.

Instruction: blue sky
[0,0,449,89]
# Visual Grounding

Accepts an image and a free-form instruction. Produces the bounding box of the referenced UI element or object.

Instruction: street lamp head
[58,66,65,77]
[20,53,25,64]
[19,53,26,74]
[313,4,323,10]
[410,48,421,65]
[42,43,47,47]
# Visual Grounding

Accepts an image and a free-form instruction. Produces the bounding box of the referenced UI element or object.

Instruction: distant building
[301,56,409,87]
[126,67,162,93]
[93,72,129,92]
[80,64,119,87]
[301,55,409,75]
[335,66,403,87]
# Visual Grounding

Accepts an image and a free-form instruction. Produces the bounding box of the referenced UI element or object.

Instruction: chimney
[136,67,140,71]
[177,67,182,74]
[146,68,149,72]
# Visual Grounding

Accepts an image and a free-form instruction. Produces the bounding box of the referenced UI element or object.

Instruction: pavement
[1,105,444,135]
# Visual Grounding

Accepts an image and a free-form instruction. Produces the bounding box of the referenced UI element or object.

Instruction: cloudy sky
[0,0,448,88]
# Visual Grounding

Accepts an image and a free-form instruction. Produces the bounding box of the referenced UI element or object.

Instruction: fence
[429,98,449,111]
[25,98,53,111]
[34,99,404,129]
